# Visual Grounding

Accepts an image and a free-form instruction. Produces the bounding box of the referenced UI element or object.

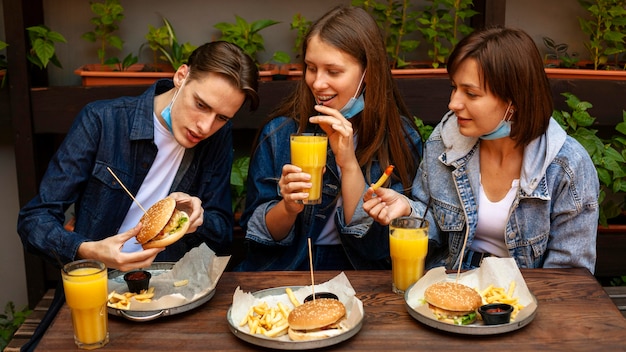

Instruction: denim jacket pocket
[432,199,465,232]
[511,231,549,268]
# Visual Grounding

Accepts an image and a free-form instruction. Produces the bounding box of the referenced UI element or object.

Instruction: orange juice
[389,217,429,293]
[290,134,327,204]
[62,260,109,349]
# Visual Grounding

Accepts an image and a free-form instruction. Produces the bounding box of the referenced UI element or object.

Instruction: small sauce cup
[303,292,339,303]
[123,270,151,294]
[478,303,514,325]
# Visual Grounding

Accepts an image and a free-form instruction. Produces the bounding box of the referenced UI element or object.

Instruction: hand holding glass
[290,133,328,205]
[389,217,429,294]
[62,259,109,350]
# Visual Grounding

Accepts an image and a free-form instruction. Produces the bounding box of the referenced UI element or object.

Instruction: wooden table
[35,269,626,351]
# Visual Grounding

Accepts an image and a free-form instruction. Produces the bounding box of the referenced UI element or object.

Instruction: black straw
[420,197,432,227]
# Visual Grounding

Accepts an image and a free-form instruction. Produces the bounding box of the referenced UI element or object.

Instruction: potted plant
[352,0,421,69]
[0,301,32,351]
[74,0,173,86]
[353,0,477,78]
[278,13,311,80]
[553,92,626,227]
[417,0,478,69]
[544,0,626,80]
[214,15,289,81]
[146,16,196,72]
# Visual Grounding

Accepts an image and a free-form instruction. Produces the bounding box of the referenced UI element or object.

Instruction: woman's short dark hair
[187,41,260,111]
[447,26,553,146]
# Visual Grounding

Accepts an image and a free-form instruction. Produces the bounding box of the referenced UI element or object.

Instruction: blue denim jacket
[17,80,234,265]
[235,116,422,271]
[409,112,599,273]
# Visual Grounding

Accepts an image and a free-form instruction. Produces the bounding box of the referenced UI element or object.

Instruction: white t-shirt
[470,177,519,258]
[120,113,185,252]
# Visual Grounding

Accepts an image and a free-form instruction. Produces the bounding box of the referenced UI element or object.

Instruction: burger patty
[152,210,186,241]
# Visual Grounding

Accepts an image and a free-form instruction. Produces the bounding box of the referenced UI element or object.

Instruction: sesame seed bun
[287,298,346,341]
[136,197,190,249]
[424,282,482,325]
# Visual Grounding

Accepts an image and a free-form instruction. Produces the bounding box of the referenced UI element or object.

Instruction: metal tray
[227,286,363,350]
[404,281,537,335]
[107,262,216,322]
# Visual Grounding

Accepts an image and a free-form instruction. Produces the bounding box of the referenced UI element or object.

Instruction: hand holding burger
[136,197,190,249]
[424,282,482,325]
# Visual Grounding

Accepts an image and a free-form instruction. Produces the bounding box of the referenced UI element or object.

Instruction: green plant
[553,92,626,226]
[231,156,250,214]
[0,301,32,350]
[26,25,66,70]
[352,0,420,69]
[414,116,434,141]
[418,0,478,68]
[141,23,170,67]
[81,0,125,65]
[542,37,580,68]
[577,0,626,70]
[214,15,289,66]
[0,39,8,70]
[290,13,311,60]
[151,17,196,71]
[103,52,138,71]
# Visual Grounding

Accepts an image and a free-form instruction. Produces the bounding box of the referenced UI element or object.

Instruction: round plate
[404,281,537,335]
[107,262,216,322]
[227,286,363,350]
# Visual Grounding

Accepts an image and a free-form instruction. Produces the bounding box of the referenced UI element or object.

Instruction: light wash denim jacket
[17,80,234,265]
[236,116,422,271]
[410,112,599,273]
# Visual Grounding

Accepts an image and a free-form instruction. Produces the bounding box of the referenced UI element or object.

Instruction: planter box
[545,68,626,81]
[74,63,174,87]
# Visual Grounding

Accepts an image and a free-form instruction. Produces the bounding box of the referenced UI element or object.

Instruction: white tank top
[120,113,185,252]
[470,177,519,258]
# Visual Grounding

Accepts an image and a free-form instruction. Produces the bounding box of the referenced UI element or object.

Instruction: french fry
[371,165,395,190]
[174,279,189,287]
[285,287,301,307]
[479,282,525,320]
[240,300,292,338]
[106,287,157,310]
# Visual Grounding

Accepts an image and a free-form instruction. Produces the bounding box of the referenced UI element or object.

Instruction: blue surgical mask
[339,71,366,119]
[480,102,514,140]
[160,72,189,133]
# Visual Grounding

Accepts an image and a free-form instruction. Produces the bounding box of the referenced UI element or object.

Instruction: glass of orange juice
[389,216,429,294]
[290,133,328,204]
[61,259,109,350]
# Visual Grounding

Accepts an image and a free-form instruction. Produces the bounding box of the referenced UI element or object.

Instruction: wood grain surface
[35,269,626,351]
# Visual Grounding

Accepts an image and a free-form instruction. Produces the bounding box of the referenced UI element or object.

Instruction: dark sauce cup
[478,303,514,325]
[303,292,339,303]
[123,270,151,294]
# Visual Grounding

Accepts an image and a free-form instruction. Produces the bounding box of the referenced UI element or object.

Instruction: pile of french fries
[479,282,524,320]
[107,287,155,310]
[238,287,301,338]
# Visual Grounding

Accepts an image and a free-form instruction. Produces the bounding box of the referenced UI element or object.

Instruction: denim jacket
[409,111,599,273]
[235,116,422,271]
[17,80,234,265]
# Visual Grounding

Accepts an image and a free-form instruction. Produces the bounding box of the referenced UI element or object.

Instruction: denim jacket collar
[439,111,566,196]
[129,79,174,141]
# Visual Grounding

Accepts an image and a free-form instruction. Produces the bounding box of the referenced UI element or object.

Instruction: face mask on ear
[161,70,189,132]
[480,102,514,140]
[339,70,366,119]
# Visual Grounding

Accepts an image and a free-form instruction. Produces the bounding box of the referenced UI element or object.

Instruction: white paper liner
[406,257,537,322]
[108,243,230,310]
[231,272,364,341]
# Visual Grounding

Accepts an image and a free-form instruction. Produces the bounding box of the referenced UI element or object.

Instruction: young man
[18,41,259,271]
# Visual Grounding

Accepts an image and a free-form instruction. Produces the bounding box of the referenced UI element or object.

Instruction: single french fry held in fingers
[371,165,394,190]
